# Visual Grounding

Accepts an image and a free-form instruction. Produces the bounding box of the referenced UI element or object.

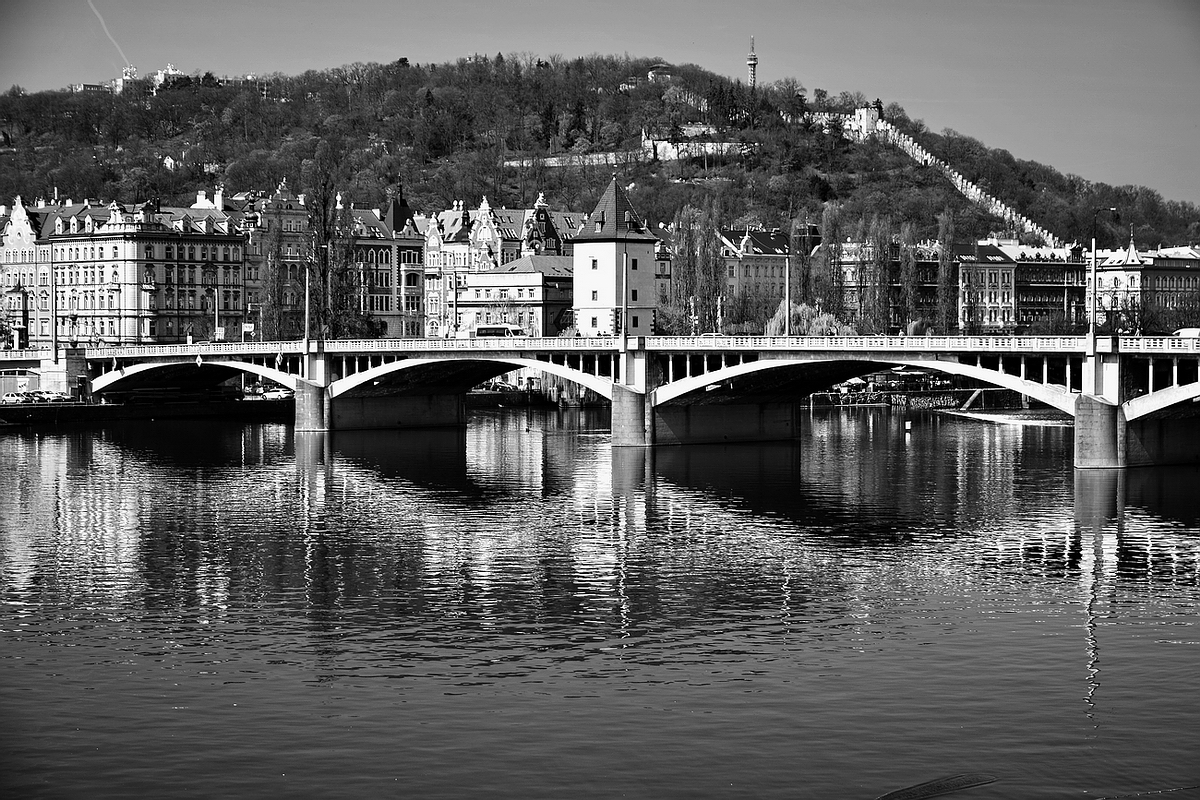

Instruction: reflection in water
[2,410,1199,799]
[1075,469,1125,726]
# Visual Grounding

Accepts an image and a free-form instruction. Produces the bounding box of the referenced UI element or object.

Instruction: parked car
[1,392,29,405]
[261,387,294,401]
[33,390,72,403]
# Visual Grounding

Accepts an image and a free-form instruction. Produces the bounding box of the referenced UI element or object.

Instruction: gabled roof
[572,176,657,243]
[1102,236,1145,267]
[380,192,420,238]
[950,242,1013,264]
[1156,245,1200,260]
[719,228,789,256]
[484,255,573,277]
[349,207,390,240]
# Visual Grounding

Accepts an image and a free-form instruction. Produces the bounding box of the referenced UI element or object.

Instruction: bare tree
[898,221,918,329]
[936,209,956,334]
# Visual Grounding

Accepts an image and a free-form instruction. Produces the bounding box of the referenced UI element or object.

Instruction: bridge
[6,334,1200,468]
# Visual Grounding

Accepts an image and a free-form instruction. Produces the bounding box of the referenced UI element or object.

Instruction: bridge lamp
[1089,207,1119,348]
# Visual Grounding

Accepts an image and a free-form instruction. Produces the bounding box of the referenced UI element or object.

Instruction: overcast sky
[2,0,1198,206]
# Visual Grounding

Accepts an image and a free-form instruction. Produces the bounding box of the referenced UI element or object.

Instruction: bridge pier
[295,379,329,432]
[611,349,800,446]
[1074,394,1126,469]
[612,384,651,446]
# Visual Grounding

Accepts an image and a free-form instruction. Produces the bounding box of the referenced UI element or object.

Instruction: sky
[2,0,1199,206]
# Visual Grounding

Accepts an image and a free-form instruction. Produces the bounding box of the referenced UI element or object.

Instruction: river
[1,408,1198,799]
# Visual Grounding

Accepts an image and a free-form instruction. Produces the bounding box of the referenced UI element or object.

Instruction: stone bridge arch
[330,356,615,400]
[1123,382,1200,421]
[90,359,297,394]
[652,356,1078,414]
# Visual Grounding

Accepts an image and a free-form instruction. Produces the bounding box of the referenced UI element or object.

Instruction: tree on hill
[1,52,1197,249]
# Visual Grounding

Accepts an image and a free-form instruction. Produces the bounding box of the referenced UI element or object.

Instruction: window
[631,289,638,301]
[590,317,597,327]
[591,258,598,270]
[591,291,598,301]
[631,258,638,270]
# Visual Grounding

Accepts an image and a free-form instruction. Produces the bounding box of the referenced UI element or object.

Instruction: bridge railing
[80,334,1200,361]
[1118,336,1200,353]
[646,335,1090,352]
[85,337,624,360]
[1,349,48,362]
[321,337,619,353]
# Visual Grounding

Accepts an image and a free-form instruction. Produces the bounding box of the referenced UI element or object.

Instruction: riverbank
[0,399,291,427]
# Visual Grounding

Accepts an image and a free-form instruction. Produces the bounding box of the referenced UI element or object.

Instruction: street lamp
[207,287,219,340]
[1089,207,1120,350]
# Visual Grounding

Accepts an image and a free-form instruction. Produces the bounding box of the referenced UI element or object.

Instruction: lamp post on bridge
[1089,207,1119,355]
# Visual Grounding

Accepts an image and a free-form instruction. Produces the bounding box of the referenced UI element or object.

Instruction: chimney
[197,189,207,206]
[214,185,224,209]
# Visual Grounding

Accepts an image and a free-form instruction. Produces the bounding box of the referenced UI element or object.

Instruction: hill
[1,53,1197,248]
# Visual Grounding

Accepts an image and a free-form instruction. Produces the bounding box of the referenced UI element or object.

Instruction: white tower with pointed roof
[572,176,658,337]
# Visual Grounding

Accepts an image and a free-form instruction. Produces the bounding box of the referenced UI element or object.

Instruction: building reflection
[2,412,1197,638]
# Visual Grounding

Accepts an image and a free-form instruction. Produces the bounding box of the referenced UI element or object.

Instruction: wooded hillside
[2,53,1197,248]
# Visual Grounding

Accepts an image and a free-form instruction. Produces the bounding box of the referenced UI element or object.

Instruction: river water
[1,408,1198,800]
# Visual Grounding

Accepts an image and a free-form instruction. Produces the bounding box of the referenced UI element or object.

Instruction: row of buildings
[0,177,669,348]
[3,176,1200,350]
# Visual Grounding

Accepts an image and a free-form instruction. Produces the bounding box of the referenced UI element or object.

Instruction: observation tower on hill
[747,37,758,89]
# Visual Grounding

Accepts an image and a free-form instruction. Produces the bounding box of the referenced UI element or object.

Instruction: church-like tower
[747,36,758,89]
[572,176,658,337]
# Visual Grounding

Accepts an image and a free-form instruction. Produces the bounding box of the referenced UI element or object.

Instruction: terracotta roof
[572,176,657,243]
